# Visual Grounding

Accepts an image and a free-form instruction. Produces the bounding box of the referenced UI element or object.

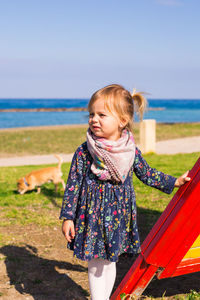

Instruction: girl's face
[88,98,123,141]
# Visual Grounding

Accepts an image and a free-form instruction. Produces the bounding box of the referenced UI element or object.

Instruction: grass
[0,162,71,228]
[0,152,199,231]
[155,123,200,141]
[120,290,200,299]
[0,125,88,157]
[133,152,200,238]
[186,291,200,299]
[134,152,198,211]
[0,122,200,157]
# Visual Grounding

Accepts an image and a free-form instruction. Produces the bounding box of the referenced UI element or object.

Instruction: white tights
[88,258,116,300]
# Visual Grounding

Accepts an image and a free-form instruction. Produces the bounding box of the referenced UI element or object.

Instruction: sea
[0,98,200,129]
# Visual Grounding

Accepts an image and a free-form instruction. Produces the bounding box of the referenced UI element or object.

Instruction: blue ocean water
[0,98,200,129]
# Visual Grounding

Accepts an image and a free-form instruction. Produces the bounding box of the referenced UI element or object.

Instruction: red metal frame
[170,258,200,277]
[111,157,200,300]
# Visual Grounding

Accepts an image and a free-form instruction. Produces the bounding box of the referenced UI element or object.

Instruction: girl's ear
[119,119,128,129]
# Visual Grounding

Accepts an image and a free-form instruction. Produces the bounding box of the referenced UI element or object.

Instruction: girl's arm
[133,147,180,194]
[60,144,86,221]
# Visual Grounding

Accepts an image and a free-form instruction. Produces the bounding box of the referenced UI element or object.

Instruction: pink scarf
[87,129,135,183]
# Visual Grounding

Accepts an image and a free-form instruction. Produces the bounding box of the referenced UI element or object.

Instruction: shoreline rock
[0,107,88,112]
[0,107,165,112]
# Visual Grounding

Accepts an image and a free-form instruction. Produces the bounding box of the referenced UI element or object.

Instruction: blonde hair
[88,84,147,132]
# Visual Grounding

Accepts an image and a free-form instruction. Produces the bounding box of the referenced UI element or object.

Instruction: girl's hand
[62,219,75,242]
[175,171,191,187]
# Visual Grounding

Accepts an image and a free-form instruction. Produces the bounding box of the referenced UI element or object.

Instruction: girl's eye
[89,113,94,118]
[100,114,106,117]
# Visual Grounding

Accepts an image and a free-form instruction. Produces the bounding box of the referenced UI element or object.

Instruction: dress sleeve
[59,145,86,220]
[133,147,176,194]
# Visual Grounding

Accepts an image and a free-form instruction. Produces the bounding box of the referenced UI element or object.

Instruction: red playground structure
[111,157,200,299]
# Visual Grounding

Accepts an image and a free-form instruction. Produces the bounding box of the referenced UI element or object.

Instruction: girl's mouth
[92,126,101,130]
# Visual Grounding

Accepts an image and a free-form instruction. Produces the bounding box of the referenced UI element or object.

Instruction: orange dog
[17,155,65,194]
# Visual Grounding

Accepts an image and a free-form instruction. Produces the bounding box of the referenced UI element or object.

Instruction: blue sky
[0,0,199,98]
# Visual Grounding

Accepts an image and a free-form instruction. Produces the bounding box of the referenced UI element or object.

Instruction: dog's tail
[54,154,63,169]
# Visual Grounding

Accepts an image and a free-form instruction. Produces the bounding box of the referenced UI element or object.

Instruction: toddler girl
[60,84,190,300]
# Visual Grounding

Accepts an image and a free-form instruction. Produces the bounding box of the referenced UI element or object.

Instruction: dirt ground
[0,213,200,300]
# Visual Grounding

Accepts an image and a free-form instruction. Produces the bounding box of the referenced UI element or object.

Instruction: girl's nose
[91,114,98,123]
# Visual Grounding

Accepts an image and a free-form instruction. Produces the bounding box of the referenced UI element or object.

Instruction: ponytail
[132,89,147,121]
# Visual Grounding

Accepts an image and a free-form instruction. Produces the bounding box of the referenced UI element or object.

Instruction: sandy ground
[156,136,200,155]
[0,136,200,167]
[0,153,74,167]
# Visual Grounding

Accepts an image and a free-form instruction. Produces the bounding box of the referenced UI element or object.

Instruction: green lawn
[0,122,200,157]
[0,152,199,233]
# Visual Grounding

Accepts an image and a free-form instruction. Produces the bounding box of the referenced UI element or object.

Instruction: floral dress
[60,142,176,262]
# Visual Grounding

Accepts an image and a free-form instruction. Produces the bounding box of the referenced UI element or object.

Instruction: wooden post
[140,119,156,154]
